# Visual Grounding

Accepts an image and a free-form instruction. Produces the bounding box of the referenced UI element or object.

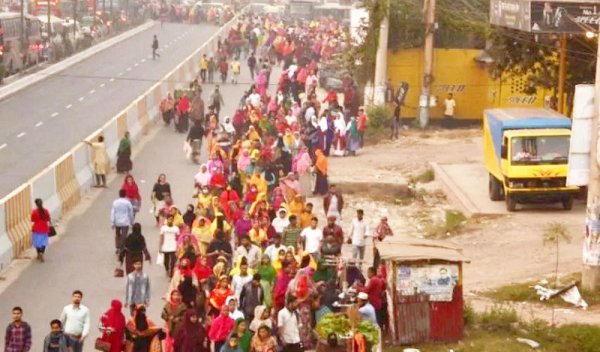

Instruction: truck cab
[483,108,578,211]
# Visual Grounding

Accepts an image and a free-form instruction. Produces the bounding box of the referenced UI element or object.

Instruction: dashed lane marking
[66,104,72,109]
[0,143,7,150]
[17,132,26,138]
[35,121,43,127]
[51,112,59,117]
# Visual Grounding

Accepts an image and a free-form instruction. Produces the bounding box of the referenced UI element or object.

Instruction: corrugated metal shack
[378,238,469,345]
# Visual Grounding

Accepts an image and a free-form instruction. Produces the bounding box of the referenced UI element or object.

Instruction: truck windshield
[511,136,569,165]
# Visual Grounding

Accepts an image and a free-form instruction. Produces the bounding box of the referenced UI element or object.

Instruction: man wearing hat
[357,292,378,325]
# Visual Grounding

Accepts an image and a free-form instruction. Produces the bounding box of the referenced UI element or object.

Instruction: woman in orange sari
[313,149,328,196]
[125,305,162,352]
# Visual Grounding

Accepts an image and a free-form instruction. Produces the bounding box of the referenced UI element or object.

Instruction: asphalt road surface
[0,21,219,198]
[0,64,255,349]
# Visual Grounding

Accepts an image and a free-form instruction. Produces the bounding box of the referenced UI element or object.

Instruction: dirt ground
[324,127,596,325]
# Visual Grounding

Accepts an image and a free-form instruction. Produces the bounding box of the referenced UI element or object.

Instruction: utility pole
[418,0,435,128]
[19,0,24,66]
[372,0,389,105]
[73,0,77,38]
[47,0,52,61]
[558,33,567,114]
[582,25,600,291]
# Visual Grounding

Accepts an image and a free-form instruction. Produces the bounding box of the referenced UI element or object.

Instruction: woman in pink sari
[293,147,312,197]
[255,69,268,97]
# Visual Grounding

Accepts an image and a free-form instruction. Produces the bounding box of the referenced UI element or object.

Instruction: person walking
[210,86,225,117]
[199,54,208,83]
[160,215,180,277]
[152,35,160,60]
[230,58,241,84]
[42,320,71,352]
[84,136,109,188]
[59,290,91,352]
[247,53,256,80]
[208,305,234,352]
[323,184,344,223]
[219,58,228,84]
[111,189,134,255]
[300,217,322,260]
[207,56,216,83]
[125,260,151,316]
[391,101,401,140]
[4,307,31,352]
[357,107,368,148]
[277,296,301,352]
[347,209,370,263]
[98,300,126,352]
[31,198,51,262]
[116,132,132,173]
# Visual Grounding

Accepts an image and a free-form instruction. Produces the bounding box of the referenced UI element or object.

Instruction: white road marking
[89,89,96,94]
[134,63,139,67]
[17,132,26,138]
[109,78,115,82]
[35,121,43,127]
[126,67,132,71]
[0,143,7,150]
[141,58,146,63]
[51,112,59,117]
[78,96,84,102]
[66,104,72,109]
[100,83,106,88]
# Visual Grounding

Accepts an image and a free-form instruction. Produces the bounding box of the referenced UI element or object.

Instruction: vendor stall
[378,238,469,345]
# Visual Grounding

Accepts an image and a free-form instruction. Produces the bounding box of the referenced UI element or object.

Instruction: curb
[0,21,155,101]
[431,162,481,218]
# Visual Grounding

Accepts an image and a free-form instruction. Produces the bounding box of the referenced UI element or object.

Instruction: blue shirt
[111,198,134,227]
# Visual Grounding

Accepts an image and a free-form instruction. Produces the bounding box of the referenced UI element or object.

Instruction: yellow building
[386,49,553,120]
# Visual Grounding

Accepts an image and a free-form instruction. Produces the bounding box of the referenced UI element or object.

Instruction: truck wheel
[562,195,574,210]
[489,174,504,201]
[506,195,517,212]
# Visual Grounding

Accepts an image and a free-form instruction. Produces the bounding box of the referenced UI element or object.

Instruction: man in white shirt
[234,236,261,269]
[300,217,323,260]
[277,296,301,352]
[231,260,253,299]
[264,234,285,262]
[247,91,262,108]
[443,93,456,128]
[272,208,290,235]
[59,290,90,352]
[348,209,370,262]
[159,215,180,277]
[357,292,378,325]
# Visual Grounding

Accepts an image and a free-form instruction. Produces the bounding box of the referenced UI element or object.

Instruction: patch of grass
[408,168,435,185]
[477,305,519,333]
[444,210,466,232]
[482,273,600,307]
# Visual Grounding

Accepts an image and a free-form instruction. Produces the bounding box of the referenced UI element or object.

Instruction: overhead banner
[490,0,600,34]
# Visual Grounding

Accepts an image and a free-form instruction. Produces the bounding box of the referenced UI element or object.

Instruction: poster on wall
[396,264,459,302]
[490,0,532,32]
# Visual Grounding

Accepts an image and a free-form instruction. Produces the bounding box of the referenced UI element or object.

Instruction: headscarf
[123,225,145,252]
[121,174,141,200]
[234,318,252,352]
[194,164,211,187]
[375,216,393,241]
[194,257,212,280]
[237,150,252,174]
[176,310,205,352]
[313,259,336,283]
[294,148,311,175]
[257,255,276,284]
[249,305,272,332]
[348,116,359,139]
[118,134,131,154]
[104,299,126,332]
[315,149,327,175]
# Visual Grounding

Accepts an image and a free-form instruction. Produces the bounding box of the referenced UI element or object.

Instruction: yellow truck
[483,108,579,211]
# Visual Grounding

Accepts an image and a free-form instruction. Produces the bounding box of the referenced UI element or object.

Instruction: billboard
[490,0,600,34]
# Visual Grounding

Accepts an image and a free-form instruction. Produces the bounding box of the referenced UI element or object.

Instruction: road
[0,21,219,198]
[0,64,255,349]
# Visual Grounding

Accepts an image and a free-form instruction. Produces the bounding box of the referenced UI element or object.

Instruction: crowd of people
[6,12,395,352]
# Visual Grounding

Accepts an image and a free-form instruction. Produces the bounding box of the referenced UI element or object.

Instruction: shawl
[375,218,394,241]
[193,258,212,281]
[209,286,234,310]
[249,305,273,332]
[118,136,131,154]
[237,151,252,174]
[123,228,146,253]
[175,310,207,352]
[294,149,311,175]
[121,175,141,201]
[234,319,252,352]
[348,117,359,139]
[102,299,126,333]
[257,256,276,284]
[315,149,327,175]
[194,166,211,187]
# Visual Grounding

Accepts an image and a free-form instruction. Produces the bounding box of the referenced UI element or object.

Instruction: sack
[48,225,57,237]
[114,268,124,278]
[156,252,164,266]
[94,338,111,352]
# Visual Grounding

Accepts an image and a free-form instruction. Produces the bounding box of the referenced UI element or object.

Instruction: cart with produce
[315,311,381,352]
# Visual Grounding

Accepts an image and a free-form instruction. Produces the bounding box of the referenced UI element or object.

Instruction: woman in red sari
[99,299,126,352]
[208,275,234,316]
[122,174,142,215]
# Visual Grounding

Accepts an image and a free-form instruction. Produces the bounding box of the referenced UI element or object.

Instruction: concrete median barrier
[0,10,246,271]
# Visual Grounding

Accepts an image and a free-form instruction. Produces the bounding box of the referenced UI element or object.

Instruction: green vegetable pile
[316,313,380,344]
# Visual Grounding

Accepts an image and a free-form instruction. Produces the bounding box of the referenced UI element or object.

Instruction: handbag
[94,338,111,352]
[48,224,57,237]
[114,268,124,278]
[156,252,164,266]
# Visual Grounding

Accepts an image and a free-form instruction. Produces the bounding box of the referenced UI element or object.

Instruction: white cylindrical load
[567,84,595,186]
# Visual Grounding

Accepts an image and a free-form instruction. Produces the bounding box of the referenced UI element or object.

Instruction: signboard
[490,0,532,32]
[531,1,600,33]
[490,0,600,33]
[396,264,459,302]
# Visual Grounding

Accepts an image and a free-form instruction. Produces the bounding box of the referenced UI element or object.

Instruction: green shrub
[552,324,600,352]
[478,305,518,332]
[444,210,466,233]
[366,104,393,130]
[463,303,477,328]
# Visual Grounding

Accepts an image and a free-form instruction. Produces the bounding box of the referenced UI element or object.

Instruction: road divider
[0,15,242,271]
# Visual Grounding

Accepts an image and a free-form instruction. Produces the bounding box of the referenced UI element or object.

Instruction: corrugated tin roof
[377,238,469,263]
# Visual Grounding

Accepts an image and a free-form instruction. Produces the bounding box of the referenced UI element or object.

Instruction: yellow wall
[386,49,552,120]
